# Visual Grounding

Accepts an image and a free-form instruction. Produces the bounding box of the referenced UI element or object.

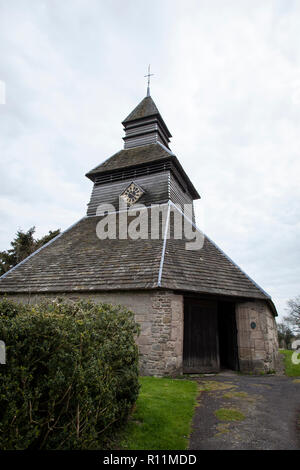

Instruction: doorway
[183,297,239,373]
[217,301,239,371]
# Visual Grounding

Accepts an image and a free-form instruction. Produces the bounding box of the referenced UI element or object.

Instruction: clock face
[120,182,144,206]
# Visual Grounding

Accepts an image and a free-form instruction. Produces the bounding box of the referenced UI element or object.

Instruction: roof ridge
[157,141,175,156]
[157,202,171,287]
[166,202,271,299]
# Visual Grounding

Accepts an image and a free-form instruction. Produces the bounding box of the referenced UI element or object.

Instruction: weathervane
[144,65,154,97]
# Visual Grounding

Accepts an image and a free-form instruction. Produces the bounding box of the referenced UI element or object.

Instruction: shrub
[0,296,29,319]
[0,298,140,449]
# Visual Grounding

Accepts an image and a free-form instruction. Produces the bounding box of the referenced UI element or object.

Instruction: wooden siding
[124,132,165,149]
[169,172,193,207]
[123,113,170,149]
[87,168,196,216]
[87,172,170,216]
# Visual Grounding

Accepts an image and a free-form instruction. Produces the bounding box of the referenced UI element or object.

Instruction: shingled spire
[122,96,172,149]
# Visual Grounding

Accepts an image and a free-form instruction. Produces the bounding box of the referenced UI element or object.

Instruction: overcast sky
[0,0,299,319]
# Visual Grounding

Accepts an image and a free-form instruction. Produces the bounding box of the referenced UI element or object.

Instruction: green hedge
[0,298,140,449]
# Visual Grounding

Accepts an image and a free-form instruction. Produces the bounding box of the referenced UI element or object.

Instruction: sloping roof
[86,143,172,178]
[123,96,161,123]
[122,96,172,139]
[85,143,200,199]
[0,206,272,308]
[162,236,268,299]
[0,216,163,292]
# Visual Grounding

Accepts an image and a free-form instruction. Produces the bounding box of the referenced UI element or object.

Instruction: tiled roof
[85,143,200,199]
[0,216,163,293]
[162,236,268,299]
[122,96,161,123]
[0,207,271,305]
[86,143,172,179]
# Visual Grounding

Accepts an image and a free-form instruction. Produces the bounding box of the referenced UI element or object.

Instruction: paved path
[189,373,300,450]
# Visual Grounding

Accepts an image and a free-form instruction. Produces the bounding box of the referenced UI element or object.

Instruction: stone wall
[236,300,279,373]
[147,290,183,376]
[5,292,279,375]
[5,289,184,377]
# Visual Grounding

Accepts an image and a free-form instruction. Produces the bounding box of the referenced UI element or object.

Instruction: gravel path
[189,373,300,450]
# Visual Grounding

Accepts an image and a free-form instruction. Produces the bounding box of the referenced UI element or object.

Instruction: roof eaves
[85,150,123,180]
[87,155,172,182]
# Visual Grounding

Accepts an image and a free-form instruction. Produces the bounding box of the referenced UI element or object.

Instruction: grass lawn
[118,376,198,450]
[280,349,300,377]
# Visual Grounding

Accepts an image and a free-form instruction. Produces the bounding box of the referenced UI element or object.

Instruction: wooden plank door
[183,298,220,373]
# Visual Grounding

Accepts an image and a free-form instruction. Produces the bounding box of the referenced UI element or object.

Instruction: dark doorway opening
[217,301,239,371]
[183,297,239,373]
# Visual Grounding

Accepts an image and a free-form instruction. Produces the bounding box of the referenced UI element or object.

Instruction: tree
[0,227,60,276]
[284,296,300,335]
[277,322,294,349]
[35,230,61,249]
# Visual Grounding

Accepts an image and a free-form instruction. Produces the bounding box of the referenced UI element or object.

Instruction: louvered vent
[95,161,172,185]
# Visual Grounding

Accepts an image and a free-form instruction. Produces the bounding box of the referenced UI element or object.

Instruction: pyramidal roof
[122,95,172,150]
[86,143,172,177]
[122,96,171,136]
[0,206,274,312]
[122,96,161,123]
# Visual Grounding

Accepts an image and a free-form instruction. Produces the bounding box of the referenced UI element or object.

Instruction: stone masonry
[144,290,183,376]
[6,289,184,377]
[236,300,279,373]
[5,292,279,376]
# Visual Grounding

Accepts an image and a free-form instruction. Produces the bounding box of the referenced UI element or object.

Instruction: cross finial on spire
[144,65,154,97]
